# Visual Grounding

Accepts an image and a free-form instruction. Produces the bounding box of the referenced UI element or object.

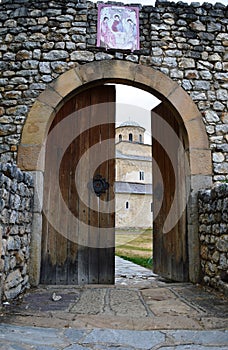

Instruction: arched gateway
[18,60,212,285]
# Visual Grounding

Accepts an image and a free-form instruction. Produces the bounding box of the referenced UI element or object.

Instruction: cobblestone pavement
[0,257,228,349]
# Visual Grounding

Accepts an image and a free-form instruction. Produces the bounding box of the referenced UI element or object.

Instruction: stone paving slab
[82,329,165,349]
[1,257,228,332]
[0,313,203,331]
[108,288,149,317]
[0,257,227,349]
[70,289,106,315]
[166,330,228,346]
[0,324,67,347]
[172,285,228,318]
[2,284,227,329]
[0,325,227,350]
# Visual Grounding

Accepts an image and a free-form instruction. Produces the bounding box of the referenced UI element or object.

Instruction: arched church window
[129,133,133,142]
[139,171,144,181]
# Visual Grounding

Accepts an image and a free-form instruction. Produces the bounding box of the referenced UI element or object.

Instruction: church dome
[119,120,141,128]
[116,120,145,144]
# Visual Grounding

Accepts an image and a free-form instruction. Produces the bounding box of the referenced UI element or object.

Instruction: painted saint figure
[100,16,116,48]
[111,14,124,33]
[124,18,137,51]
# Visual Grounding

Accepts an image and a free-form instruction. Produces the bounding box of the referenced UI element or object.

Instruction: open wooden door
[152,103,189,282]
[40,85,116,284]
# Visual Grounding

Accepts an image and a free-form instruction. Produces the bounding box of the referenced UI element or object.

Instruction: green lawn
[115,229,153,269]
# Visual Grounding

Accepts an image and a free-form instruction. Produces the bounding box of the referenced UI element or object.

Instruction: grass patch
[115,229,153,270]
[118,245,151,252]
[117,255,153,270]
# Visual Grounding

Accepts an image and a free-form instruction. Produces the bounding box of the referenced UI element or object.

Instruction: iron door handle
[93,175,109,197]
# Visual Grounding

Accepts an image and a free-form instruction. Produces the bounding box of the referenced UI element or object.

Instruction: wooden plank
[77,90,91,284]
[56,121,68,284]
[41,97,78,284]
[152,112,165,278]
[88,119,100,284]
[97,86,115,284]
[90,89,104,284]
[47,112,63,284]
[89,86,108,283]
[41,85,116,285]
[67,128,79,284]
[177,132,188,279]
[151,103,188,282]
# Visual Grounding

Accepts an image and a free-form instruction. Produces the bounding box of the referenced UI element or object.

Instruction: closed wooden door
[40,85,116,284]
[152,103,189,282]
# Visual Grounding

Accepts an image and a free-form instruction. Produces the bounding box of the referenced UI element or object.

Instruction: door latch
[93,174,109,197]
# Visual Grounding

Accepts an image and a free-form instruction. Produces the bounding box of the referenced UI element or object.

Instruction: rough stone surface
[0,163,34,302]
[0,323,227,350]
[0,257,227,325]
[199,184,228,295]
[0,257,227,349]
[0,0,228,302]
[0,0,227,182]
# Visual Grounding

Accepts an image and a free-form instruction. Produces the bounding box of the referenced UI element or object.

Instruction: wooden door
[152,103,189,282]
[40,85,116,284]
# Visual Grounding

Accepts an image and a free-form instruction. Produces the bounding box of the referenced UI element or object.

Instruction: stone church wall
[0,163,33,302]
[116,193,152,229]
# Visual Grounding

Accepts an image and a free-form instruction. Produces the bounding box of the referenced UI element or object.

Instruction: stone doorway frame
[17,60,212,285]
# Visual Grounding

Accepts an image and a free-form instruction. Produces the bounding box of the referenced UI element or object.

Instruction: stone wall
[116,193,153,229]
[0,0,227,182]
[0,163,33,302]
[198,183,228,295]
[0,0,228,296]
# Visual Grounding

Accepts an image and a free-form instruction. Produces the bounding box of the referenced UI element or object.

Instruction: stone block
[187,224,201,283]
[37,86,63,110]
[7,236,21,251]
[50,68,82,97]
[186,118,210,150]
[43,50,69,61]
[191,175,213,193]
[95,52,114,61]
[17,144,45,171]
[4,284,22,300]
[190,149,212,175]
[213,152,225,163]
[29,213,42,286]
[103,60,136,81]
[135,64,176,97]
[9,210,18,224]
[221,112,228,124]
[76,61,104,83]
[70,50,94,62]
[21,101,55,145]
[5,269,23,289]
[30,171,43,213]
[167,330,228,346]
[214,162,228,174]
[168,86,203,124]
[83,329,165,349]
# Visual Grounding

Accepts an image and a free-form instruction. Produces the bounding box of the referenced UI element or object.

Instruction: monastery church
[115,121,153,229]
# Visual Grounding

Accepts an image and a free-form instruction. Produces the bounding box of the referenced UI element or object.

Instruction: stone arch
[18,60,211,172]
[17,60,212,285]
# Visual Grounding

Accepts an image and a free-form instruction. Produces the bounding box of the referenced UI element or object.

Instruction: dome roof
[118,120,144,128]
